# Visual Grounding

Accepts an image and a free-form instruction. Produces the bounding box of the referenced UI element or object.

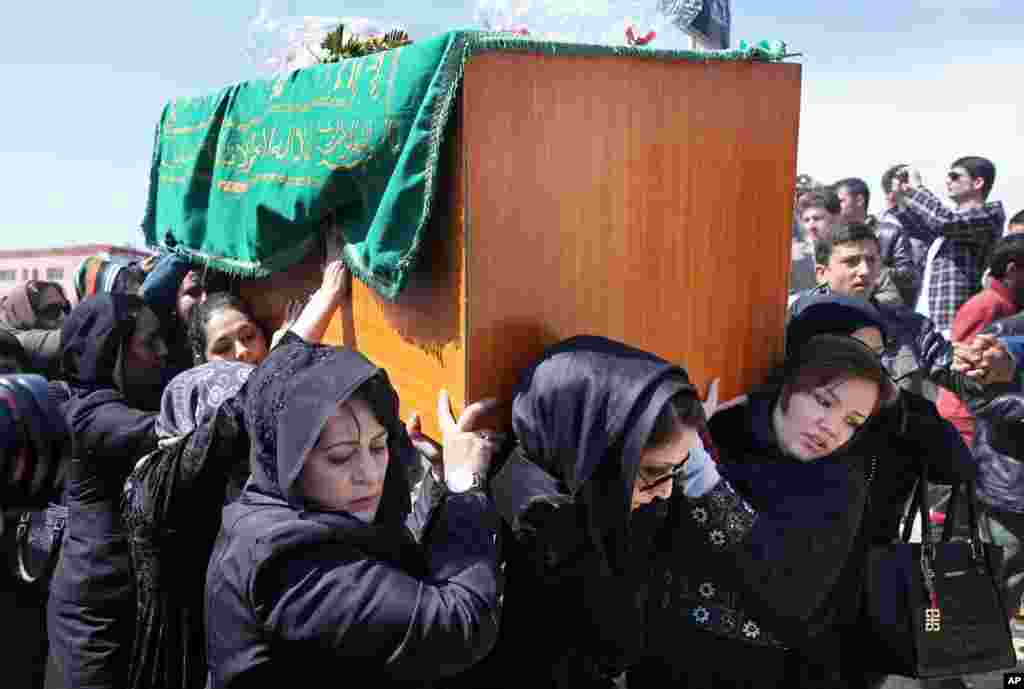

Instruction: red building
[0,244,153,304]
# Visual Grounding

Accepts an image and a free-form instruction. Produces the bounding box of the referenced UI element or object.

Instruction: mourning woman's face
[203,307,269,366]
[117,306,169,407]
[34,285,70,330]
[773,376,879,461]
[298,398,390,521]
[632,424,699,511]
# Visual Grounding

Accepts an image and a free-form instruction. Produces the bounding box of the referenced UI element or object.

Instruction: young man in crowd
[792,222,1015,398]
[937,235,1024,448]
[789,189,841,298]
[792,225,1015,634]
[834,176,918,307]
[892,156,1006,338]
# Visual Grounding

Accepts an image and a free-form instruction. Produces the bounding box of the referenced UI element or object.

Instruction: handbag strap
[900,462,931,544]
[941,481,984,559]
[14,508,67,585]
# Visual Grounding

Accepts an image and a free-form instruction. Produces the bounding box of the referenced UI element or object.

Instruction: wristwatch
[443,468,487,494]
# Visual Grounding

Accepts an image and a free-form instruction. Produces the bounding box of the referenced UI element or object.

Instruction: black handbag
[13,503,67,587]
[862,464,1016,678]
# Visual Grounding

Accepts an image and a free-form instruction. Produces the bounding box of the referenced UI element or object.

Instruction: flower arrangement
[319,25,413,62]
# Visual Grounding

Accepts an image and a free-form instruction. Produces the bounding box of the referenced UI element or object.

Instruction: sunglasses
[637,450,691,493]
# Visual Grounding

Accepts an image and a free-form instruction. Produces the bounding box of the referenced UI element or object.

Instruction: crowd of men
[789,156,1024,628]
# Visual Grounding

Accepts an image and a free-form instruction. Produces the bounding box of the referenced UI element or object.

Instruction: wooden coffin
[240,52,802,440]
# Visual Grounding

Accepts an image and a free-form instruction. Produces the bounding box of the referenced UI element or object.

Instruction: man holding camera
[891,157,1006,339]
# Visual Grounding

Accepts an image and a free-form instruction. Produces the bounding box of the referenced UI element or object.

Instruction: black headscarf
[244,334,414,526]
[509,335,696,573]
[495,335,696,679]
[61,294,146,393]
[787,293,889,356]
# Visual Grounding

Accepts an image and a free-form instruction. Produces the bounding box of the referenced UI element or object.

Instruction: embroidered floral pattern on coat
[648,478,787,649]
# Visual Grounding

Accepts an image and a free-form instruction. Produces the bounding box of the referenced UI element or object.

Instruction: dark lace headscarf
[61,294,145,392]
[498,335,698,677]
[244,335,414,524]
[509,334,697,574]
[157,360,254,442]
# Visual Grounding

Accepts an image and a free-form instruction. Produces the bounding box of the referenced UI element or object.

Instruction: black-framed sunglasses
[637,450,691,493]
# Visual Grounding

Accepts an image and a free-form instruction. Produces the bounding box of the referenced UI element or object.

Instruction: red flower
[625,25,657,46]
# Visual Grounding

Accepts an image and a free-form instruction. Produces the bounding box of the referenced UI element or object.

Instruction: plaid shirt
[894,188,1004,333]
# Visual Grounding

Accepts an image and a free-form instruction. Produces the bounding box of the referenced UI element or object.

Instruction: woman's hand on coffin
[319,260,350,305]
[437,390,503,492]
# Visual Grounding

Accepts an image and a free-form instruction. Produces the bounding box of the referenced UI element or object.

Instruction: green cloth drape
[142,30,788,300]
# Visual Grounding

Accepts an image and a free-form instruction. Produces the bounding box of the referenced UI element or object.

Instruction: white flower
[699,582,716,599]
[721,612,736,631]
[743,620,761,639]
[692,606,710,624]
[709,529,726,547]
[691,506,708,524]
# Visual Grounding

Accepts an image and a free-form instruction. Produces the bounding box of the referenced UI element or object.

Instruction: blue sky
[2,0,1021,250]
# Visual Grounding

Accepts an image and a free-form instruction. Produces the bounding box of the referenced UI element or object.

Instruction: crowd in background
[0,154,1022,689]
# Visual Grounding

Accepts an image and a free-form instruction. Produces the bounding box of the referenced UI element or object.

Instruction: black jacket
[969,312,1024,513]
[790,285,982,400]
[48,294,160,689]
[634,389,877,689]
[470,336,698,689]
[123,394,250,689]
[971,392,1024,514]
[206,481,499,689]
[872,217,921,306]
[205,338,500,688]
[786,293,978,543]
[859,389,977,543]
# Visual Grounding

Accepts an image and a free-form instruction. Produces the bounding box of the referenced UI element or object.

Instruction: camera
[0,375,67,534]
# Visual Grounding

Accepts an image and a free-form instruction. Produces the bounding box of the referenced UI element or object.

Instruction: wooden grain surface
[320,117,466,442]
[245,54,801,441]
[462,53,801,416]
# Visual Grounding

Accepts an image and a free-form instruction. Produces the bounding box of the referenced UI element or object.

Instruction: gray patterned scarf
[156,360,254,442]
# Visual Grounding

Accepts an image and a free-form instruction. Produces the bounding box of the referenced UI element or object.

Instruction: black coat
[633,389,874,689]
[969,313,1024,513]
[465,336,698,689]
[971,391,1024,514]
[48,294,160,689]
[204,339,500,688]
[123,396,249,689]
[787,291,978,543]
[874,218,921,307]
[858,390,977,544]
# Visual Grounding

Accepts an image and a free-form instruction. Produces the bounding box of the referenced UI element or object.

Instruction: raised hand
[436,390,503,492]
[320,260,350,305]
